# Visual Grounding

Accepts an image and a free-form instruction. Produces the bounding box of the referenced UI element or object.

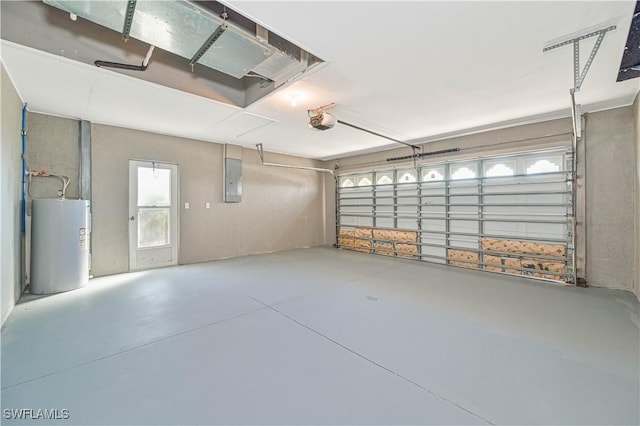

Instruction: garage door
[336,148,575,284]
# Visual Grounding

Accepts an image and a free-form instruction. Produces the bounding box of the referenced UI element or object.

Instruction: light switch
[205,202,211,209]
[184,202,190,209]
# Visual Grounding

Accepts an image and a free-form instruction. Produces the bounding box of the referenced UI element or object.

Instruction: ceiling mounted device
[308,103,337,130]
[308,103,422,153]
[42,0,323,86]
[308,103,424,166]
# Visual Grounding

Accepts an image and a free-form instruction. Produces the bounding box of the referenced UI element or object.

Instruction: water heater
[30,199,90,294]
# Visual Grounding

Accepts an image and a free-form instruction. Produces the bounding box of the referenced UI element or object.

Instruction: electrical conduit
[21,103,27,234]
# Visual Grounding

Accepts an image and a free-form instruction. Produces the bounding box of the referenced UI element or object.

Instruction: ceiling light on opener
[288,93,300,107]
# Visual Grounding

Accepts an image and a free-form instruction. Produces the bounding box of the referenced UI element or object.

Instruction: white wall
[91,124,333,276]
[22,114,334,278]
[584,107,636,293]
[1,63,24,326]
[20,113,335,276]
[23,113,79,200]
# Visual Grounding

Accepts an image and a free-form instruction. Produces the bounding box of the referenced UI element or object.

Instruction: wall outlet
[184,202,190,209]
[205,202,211,209]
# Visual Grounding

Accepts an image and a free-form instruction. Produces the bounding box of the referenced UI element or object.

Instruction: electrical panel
[224,158,242,202]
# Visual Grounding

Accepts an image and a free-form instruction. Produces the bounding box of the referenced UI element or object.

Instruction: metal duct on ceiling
[42,0,318,83]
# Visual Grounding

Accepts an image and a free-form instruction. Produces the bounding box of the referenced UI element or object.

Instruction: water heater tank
[31,199,90,294]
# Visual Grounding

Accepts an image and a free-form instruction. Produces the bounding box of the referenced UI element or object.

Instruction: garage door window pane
[422,167,444,181]
[525,157,562,174]
[376,172,393,185]
[397,169,417,183]
[357,174,373,186]
[340,177,355,188]
[484,161,515,177]
[451,164,477,180]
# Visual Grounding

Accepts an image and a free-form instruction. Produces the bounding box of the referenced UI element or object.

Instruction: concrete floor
[1,247,638,425]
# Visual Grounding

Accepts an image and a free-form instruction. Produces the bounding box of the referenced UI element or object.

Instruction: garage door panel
[337,148,573,283]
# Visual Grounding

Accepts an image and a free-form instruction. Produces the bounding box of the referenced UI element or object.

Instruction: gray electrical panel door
[224,158,242,202]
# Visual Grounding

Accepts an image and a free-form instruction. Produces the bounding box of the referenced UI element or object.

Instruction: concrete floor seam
[234,261,404,310]
[248,296,495,426]
[266,274,386,309]
[1,305,268,391]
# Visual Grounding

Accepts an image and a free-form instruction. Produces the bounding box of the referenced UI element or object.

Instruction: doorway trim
[128,160,179,271]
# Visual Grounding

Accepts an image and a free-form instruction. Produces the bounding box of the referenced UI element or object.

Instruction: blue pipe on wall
[21,103,27,234]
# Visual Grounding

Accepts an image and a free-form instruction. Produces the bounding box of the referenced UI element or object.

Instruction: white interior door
[129,160,178,271]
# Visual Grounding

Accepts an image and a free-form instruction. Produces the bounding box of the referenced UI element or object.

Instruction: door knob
[130,216,135,221]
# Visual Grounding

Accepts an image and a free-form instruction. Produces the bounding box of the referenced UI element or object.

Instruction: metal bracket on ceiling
[189,12,229,71]
[543,24,616,91]
[256,142,265,162]
[122,0,137,41]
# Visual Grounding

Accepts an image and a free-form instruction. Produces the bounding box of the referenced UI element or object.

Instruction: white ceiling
[2,1,638,160]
